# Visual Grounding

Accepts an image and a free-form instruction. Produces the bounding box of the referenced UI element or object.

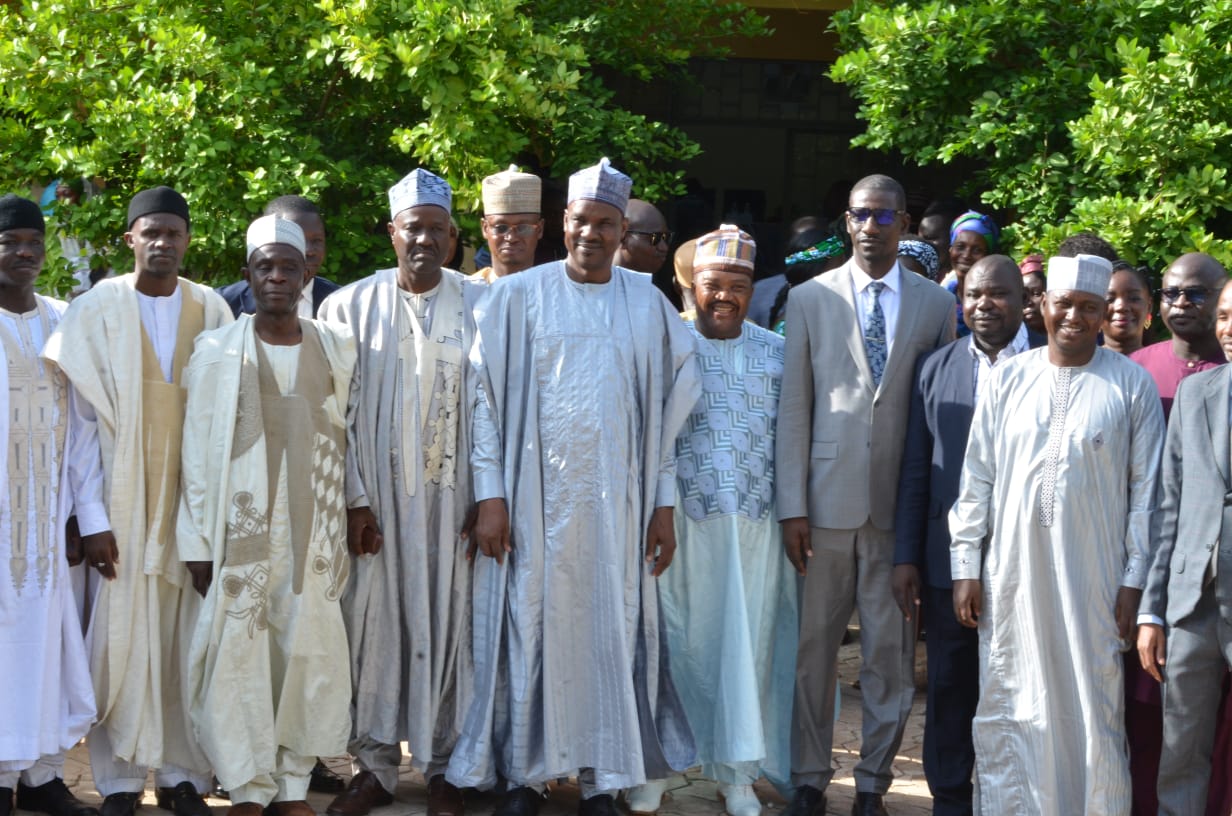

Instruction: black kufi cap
[127,185,190,229]
[0,194,45,233]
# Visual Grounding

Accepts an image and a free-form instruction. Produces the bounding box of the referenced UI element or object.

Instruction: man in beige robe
[42,186,232,816]
[476,166,542,284]
[178,216,355,816]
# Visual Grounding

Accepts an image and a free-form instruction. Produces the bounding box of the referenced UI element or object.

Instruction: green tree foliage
[830,0,1232,269]
[0,0,765,288]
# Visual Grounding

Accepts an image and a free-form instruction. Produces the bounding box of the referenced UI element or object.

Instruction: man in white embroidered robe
[0,194,103,816]
[446,159,700,816]
[319,169,482,816]
[949,254,1164,814]
[42,187,232,816]
[178,216,355,816]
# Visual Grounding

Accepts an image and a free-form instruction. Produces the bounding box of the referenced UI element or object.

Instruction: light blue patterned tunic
[661,321,798,791]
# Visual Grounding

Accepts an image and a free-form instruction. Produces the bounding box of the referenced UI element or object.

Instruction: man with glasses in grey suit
[1139,276,1232,815]
[776,174,955,816]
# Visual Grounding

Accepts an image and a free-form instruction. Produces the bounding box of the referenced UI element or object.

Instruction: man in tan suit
[776,175,954,816]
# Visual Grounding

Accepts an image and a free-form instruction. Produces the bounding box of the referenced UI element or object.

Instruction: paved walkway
[49,641,933,816]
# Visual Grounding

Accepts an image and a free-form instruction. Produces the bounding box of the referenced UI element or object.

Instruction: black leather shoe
[851,792,887,816]
[782,786,825,816]
[17,780,100,816]
[492,788,541,816]
[575,794,617,816]
[325,771,393,816]
[309,762,346,795]
[99,792,141,816]
[155,782,211,816]
[2,787,14,816]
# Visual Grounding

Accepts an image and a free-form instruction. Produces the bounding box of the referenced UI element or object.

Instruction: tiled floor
[48,640,933,816]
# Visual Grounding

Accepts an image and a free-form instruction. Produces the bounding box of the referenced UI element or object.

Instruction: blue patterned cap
[567,157,632,214]
[388,168,452,219]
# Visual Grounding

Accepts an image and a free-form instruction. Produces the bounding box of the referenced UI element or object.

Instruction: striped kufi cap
[693,224,756,275]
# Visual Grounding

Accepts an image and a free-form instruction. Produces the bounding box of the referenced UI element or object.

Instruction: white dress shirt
[850,261,902,356]
[969,322,1031,403]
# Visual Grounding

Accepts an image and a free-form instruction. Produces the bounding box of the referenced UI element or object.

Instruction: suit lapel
[1206,366,1231,488]
[832,265,877,393]
[954,336,975,408]
[879,267,922,390]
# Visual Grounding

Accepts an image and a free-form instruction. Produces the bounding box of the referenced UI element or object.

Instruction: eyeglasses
[846,207,904,226]
[1159,286,1214,305]
[626,230,674,247]
[486,222,539,237]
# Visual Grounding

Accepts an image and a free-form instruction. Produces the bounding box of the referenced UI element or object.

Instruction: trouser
[522,770,612,800]
[922,586,978,816]
[791,523,914,795]
[351,737,450,795]
[1157,588,1232,815]
[0,754,64,789]
[87,725,211,797]
[229,749,316,806]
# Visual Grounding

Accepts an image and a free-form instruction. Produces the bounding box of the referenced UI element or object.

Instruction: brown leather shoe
[264,801,315,816]
[425,776,463,816]
[226,804,264,816]
[325,772,393,816]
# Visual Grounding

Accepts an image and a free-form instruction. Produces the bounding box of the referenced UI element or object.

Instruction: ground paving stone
[45,640,933,816]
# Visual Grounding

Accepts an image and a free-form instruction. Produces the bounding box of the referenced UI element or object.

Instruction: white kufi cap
[1046,253,1113,296]
[388,168,452,219]
[246,215,305,261]
[567,157,632,214]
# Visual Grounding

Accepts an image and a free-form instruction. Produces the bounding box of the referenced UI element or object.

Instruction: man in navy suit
[892,254,1043,816]
[218,195,340,318]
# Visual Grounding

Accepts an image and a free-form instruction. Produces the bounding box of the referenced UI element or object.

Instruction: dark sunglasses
[846,207,903,226]
[1158,286,1214,305]
[626,230,674,247]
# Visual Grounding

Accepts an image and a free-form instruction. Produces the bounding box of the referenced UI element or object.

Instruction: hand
[460,504,480,561]
[1137,623,1166,682]
[65,516,84,566]
[892,564,922,621]
[186,561,213,597]
[347,507,383,556]
[645,507,676,577]
[472,498,511,564]
[782,517,811,576]
[1116,586,1143,642]
[953,579,982,628]
[82,530,119,580]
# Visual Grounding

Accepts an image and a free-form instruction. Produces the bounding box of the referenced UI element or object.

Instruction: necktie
[865,281,887,386]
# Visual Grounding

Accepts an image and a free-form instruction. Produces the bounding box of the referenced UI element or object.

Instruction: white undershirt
[136,286,183,383]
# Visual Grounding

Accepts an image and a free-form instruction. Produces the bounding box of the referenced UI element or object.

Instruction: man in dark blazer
[1138,278,1232,814]
[218,195,340,318]
[892,255,1044,816]
[776,174,955,816]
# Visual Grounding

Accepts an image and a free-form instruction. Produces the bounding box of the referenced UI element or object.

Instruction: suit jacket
[217,275,341,318]
[893,331,1046,588]
[776,260,956,531]
[1143,363,1232,625]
